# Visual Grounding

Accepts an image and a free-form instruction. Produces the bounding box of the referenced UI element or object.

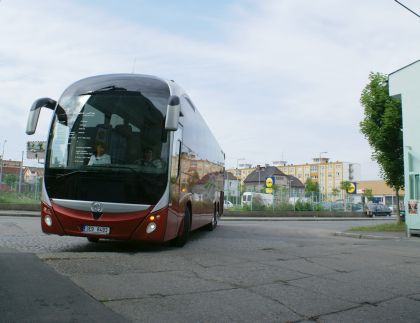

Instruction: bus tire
[171,208,191,247]
[87,237,99,243]
[205,208,218,231]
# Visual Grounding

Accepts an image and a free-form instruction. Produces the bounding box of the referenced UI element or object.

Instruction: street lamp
[0,140,7,184]
[318,151,327,202]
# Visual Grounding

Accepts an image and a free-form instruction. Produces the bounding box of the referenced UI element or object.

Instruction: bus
[26,74,225,247]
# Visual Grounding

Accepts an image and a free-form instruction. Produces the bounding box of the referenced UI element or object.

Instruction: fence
[225,187,364,213]
[0,177,41,204]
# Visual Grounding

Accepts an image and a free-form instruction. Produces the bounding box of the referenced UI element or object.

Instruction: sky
[0,0,419,179]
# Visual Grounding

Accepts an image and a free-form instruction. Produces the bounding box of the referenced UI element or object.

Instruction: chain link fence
[224,186,364,213]
[0,176,41,204]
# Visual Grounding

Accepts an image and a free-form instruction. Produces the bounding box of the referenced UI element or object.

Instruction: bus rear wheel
[171,208,191,247]
[205,209,218,231]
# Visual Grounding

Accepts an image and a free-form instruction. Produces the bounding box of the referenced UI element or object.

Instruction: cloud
[0,0,418,179]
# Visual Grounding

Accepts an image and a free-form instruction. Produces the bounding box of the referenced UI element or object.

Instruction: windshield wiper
[89,165,138,173]
[56,170,89,179]
[80,85,128,96]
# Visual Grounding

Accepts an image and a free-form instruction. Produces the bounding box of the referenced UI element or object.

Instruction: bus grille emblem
[91,202,103,219]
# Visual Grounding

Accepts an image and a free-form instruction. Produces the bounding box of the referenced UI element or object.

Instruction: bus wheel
[87,237,99,243]
[205,209,218,231]
[171,208,191,247]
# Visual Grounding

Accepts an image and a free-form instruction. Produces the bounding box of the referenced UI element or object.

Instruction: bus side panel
[179,96,225,230]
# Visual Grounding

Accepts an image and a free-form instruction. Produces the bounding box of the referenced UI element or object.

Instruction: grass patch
[0,191,39,204]
[348,222,405,232]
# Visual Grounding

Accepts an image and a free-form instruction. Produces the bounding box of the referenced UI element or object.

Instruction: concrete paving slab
[325,268,420,296]
[70,270,232,301]
[320,296,420,323]
[251,282,357,318]
[105,288,302,323]
[290,275,397,304]
[192,262,309,287]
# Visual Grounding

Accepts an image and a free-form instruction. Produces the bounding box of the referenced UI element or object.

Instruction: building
[224,172,240,203]
[24,167,44,184]
[243,166,288,192]
[243,165,304,198]
[356,180,403,207]
[389,60,420,235]
[277,158,360,200]
[0,157,43,191]
[227,158,360,201]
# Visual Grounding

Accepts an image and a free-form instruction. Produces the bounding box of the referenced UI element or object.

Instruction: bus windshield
[45,82,170,205]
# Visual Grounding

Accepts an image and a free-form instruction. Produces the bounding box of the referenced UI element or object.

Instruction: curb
[221,217,395,222]
[333,231,403,240]
[0,211,40,217]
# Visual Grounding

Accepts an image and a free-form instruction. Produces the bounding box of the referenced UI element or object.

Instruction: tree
[304,178,319,200]
[4,174,17,188]
[360,72,404,221]
[331,187,341,200]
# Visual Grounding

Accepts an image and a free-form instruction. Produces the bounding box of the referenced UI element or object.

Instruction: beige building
[357,180,403,207]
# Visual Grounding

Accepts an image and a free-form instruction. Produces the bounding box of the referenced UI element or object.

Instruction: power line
[394,0,420,18]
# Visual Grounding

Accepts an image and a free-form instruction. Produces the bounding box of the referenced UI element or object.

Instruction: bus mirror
[26,98,57,135]
[165,95,180,131]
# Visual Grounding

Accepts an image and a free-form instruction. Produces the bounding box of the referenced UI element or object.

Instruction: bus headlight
[44,215,53,227]
[146,222,157,234]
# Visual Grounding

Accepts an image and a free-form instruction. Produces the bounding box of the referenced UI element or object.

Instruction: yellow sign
[347,182,356,194]
[266,177,273,188]
[266,188,273,194]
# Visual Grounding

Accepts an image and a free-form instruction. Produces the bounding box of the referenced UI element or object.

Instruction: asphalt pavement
[0,247,127,322]
[0,209,406,241]
[0,213,418,322]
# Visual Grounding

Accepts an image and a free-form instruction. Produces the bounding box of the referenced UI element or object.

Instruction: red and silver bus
[26,74,224,246]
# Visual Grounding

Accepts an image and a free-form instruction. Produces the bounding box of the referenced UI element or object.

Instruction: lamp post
[0,140,7,185]
[318,151,327,203]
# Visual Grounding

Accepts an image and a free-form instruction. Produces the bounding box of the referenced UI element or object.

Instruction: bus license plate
[81,225,110,235]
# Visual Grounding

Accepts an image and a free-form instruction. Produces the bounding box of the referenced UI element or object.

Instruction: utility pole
[236,158,245,205]
[318,151,327,203]
[0,140,7,185]
[18,151,23,193]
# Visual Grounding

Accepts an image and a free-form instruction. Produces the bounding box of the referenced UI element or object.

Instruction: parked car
[365,203,392,217]
[224,200,233,209]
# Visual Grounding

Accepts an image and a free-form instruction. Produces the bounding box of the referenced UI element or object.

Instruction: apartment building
[276,158,360,200]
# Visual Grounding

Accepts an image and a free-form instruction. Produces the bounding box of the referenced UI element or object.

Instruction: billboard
[27,141,47,159]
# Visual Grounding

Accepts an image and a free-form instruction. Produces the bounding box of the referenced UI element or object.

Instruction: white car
[224,201,233,209]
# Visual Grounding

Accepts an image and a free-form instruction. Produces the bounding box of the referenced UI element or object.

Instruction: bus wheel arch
[171,203,191,247]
